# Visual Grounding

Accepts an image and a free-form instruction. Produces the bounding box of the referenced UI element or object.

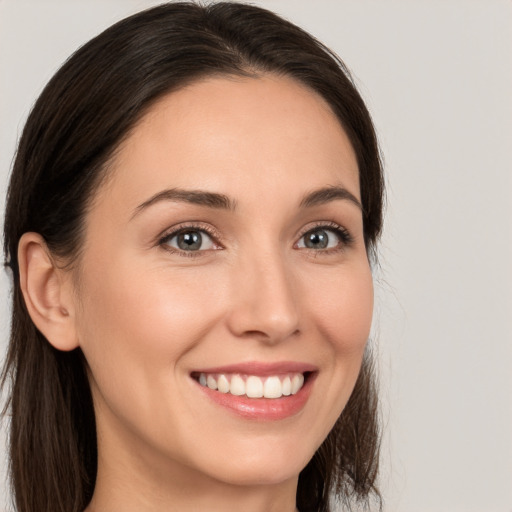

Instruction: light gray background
[1,1,511,511]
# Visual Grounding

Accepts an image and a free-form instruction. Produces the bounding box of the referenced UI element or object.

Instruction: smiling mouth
[191,372,310,399]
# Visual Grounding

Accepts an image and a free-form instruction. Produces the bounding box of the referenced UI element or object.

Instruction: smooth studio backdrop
[1,1,511,511]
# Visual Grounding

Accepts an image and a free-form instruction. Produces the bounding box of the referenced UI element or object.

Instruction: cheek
[75,258,230,375]
[290,260,374,447]
[305,260,374,355]
[309,260,373,403]
[74,260,227,431]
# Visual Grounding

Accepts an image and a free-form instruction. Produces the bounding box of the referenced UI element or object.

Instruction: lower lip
[194,374,316,421]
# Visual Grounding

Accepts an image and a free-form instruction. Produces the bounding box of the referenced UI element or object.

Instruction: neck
[86,469,299,512]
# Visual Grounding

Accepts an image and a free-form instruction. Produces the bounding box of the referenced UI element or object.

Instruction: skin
[21,74,374,512]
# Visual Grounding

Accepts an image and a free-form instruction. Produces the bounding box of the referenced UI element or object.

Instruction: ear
[18,232,79,351]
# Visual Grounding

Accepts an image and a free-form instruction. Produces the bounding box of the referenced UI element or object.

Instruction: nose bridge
[227,244,300,343]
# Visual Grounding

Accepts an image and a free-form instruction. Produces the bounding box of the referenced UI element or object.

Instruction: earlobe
[18,232,79,351]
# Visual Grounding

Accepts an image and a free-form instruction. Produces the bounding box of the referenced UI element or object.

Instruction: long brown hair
[2,3,384,511]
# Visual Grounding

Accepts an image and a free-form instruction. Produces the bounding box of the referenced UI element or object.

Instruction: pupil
[178,231,202,250]
[306,230,328,249]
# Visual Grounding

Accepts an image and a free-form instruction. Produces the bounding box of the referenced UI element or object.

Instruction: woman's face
[73,75,373,488]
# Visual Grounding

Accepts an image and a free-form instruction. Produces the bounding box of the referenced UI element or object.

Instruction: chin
[194,436,317,487]
[211,461,304,488]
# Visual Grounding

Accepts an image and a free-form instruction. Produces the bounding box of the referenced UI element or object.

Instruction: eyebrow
[132,184,361,219]
[299,185,362,210]
[132,188,236,218]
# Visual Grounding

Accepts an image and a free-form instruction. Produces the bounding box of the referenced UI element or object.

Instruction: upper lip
[191,361,318,376]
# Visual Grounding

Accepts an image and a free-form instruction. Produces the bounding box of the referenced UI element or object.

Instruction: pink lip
[191,361,318,421]
[192,360,318,376]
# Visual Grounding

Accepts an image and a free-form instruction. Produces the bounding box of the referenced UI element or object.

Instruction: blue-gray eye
[297,228,341,250]
[166,230,215,251]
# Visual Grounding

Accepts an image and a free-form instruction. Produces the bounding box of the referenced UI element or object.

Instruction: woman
[2,2,384,512]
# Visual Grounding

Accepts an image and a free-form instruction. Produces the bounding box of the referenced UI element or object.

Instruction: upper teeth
[198,373,305,399]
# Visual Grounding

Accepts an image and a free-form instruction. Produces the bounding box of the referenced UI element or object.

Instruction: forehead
[100,74,359,212]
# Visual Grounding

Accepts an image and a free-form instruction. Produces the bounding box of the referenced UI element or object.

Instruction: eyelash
[296,221,354,255]
[158,223,222,258]
[158,221,353,258]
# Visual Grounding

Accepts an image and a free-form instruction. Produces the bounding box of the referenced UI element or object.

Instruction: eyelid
[156,220,353,258]
[295,221,354,251]
[158,222,224,256]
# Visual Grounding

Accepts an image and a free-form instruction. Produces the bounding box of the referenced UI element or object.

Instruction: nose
[226,249,300,344]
